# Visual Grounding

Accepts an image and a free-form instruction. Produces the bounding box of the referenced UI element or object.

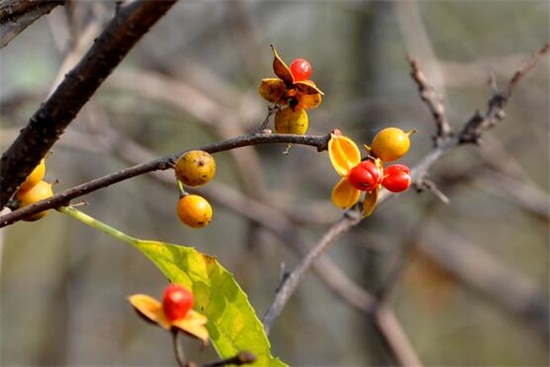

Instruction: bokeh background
[1,1,548,366]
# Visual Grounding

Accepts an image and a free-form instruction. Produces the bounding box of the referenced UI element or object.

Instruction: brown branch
[0,0,178,209]
[459,42,550,144]
[262,41,549,349]
[0,0,65,48]
[0,132,331,227]
[406,54,453,146]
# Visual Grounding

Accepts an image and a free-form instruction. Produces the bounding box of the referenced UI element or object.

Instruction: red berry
[289,58,312,81]
[347,160,383,192]
[162,284,194,321]
[382,164,411,192]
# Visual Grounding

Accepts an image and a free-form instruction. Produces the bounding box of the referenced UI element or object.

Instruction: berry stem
[172,330,188,367]
[176,179,188,198]
[57,206,138,246]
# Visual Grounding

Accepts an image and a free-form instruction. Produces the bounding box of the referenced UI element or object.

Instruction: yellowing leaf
[331,178,361,209]
[258,78,286,103]
[271,44,293,85]
[328,134,361,176]
[132,239,287,367]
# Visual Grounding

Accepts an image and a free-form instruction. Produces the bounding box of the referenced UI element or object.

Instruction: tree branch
[0,132,331,227]
[459,42,550,144]
[261,41,549,344]
[406,54,453,146]
[0,0,178,208]
[0,0,65,48]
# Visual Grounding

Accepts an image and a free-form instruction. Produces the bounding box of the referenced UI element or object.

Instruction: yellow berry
[371,127,415,162]
[19,158,46,192]
[176,195,213,228]
[274,107,309,135]
[15,180,53,221]
[175,150,216,187]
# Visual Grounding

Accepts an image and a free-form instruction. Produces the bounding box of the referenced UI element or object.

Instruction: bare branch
[0,0,65,48]
[460,42,550,143]
[262,208,364,334]
[406,54,453,146]
[262,41,549,342]
[0,132,331,227]
[0,0,178,209]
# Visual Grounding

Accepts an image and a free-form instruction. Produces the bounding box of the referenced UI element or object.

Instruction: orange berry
[15,180,53,221]
[274,107,308,135]
[371,127,415,162]
[19,158,46,192]
[175,150,216,187]
[176,195,213,228]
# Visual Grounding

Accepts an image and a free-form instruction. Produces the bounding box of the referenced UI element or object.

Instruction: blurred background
[1,1,548,366]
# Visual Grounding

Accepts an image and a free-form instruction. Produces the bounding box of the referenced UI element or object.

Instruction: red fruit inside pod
[289,58,312,81]
[382,164,411,193]
[347,160,383,192]
[162,284,194,321]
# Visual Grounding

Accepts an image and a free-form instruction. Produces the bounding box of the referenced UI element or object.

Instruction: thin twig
[459,42,550,144]
[0,132,331,227]
[406,54,453,146]
[262,208,363,334]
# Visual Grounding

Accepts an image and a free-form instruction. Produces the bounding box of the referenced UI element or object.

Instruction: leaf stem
[57,206,138,246]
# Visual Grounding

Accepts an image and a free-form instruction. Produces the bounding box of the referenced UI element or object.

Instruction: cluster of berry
[174,150,216,228]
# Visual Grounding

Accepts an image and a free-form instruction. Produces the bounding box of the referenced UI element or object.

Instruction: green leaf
[132,239,287,367]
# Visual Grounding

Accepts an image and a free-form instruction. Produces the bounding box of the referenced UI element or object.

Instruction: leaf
[131,239,287,367]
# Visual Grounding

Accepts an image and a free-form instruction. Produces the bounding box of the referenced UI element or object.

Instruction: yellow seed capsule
[15,180,53,221]
[371,127,415,162]
[274,107,309,135]
[176,195,213,228]
[19,158,46,192]
[175,150,216,187]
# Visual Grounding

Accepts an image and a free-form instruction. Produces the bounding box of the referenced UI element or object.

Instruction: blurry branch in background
[420,223,549,341]
[0,0,65,48]
[0,0,177,208]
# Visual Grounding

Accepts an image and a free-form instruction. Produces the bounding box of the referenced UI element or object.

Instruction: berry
[289,58,312,82]
[382,164,411,193]
[19,158,46,192]
[274,107,308,135]
[15,180,53,221]
[176,194,213,228]
[347,160,383,192]
[162,284,194,321]
[175,150,216,187]
[371,127,415,162]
